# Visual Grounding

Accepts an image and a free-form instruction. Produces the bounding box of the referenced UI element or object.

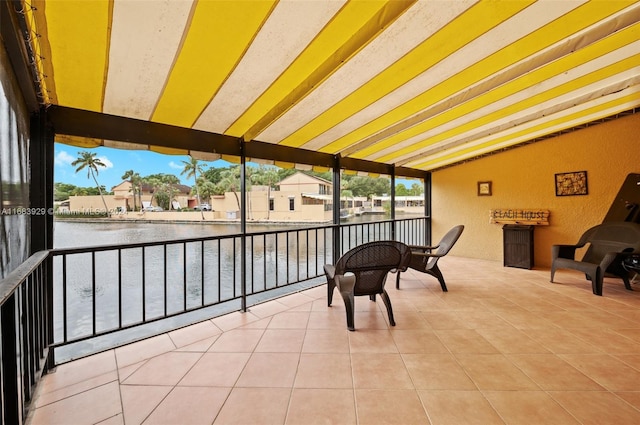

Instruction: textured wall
[432,113,640,268]
[0,44,30,279]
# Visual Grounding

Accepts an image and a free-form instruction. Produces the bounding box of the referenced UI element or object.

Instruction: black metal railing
[0,250,51,425]
[48,217,427,359]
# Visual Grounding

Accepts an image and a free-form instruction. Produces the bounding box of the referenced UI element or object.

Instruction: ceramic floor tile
[247,299,290,318]
[307,309,350,329]
[294,353,353,388]
[173,335,218,352]
[422,311,471,330]
[286,388,356,425]
[207,328,265,352]
[267,311,311,329]
[566,327,640,354]
[351,353,414,389]
[302,328,350,353]
[476,327,551,354]
[418,390,504,425]
[120,385,172,425]
[558,354,640,391]
[507,354,604,391]
[236,352,300,387]
[353,310,390,330]
[549,391,640,425]
[386,309,431,329]
[179,352,251,387]
[452,310,514,329]
[122,352,202,386]
[30,381,122,425]
[355,389,429,424]
[456,354,539,391]
[115,334,176,367]
[391,329,449,354]
[525,328,603,354]
[435,329,499,354]
[143,386,230,425]
[214,387,291,425]
[403,353,476,390]
[167,320,222,348]
[35,371,119,408]
[483,391,579,424]
[254,329,306,352]
[348,329,398,353]
[39,350,117,393]
[211,310,262,331]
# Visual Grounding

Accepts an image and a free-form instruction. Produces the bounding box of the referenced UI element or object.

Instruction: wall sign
[490,209,550,225]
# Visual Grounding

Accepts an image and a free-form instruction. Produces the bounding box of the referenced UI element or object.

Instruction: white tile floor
[28,256,640,424]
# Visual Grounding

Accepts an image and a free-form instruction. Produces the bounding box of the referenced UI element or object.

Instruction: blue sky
[54,143,231,189]
[54,143,414,190]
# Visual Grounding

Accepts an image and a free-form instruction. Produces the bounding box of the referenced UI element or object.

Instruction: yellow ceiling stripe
[227,0,416,140]
[324,0,634,155]
[278,0,534,148]
[54,134,102,148]
[38,0,110,112]
[362,24,640,162]
[152,0,277,127]
[413,91,640,169]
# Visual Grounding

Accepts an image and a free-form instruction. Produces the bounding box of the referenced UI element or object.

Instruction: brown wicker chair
[324,240,411,331]
[551,222,640,295]
[398,225,464,292]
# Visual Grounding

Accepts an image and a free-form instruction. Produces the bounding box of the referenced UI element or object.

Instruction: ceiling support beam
[46,105,428,180]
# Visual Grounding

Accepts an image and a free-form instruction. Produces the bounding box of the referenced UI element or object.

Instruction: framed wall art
[477,181,492,196]
[555,171,588,196]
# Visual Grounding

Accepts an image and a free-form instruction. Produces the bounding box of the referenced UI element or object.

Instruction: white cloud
[54,151,75,166]
[97,156,114,169]
[168,161,183,170]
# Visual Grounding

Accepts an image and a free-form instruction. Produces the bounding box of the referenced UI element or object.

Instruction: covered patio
[29,258,640,425]
[2,1,640,424]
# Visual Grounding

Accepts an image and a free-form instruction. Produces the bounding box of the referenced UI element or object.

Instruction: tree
[71,151,111,217]
[122,169,142,211]
[143,174,179,210]
[181,157,207,218]
[215,168,241,211]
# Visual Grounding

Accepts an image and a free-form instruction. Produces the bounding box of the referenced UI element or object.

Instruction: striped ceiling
[24,0,640,172]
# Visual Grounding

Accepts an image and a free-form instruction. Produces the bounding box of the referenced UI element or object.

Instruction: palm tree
[181,157,207,219]
[121,169,142,211]
[71,151,111,217]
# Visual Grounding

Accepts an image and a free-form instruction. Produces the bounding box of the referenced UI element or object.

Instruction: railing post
[424,172,432,246]
[332,155,341,262]
[1,293,22,424]
[240,139,247,312]
[391,166,396,241]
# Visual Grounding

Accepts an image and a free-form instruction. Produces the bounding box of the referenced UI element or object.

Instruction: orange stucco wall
[431,113,640,268]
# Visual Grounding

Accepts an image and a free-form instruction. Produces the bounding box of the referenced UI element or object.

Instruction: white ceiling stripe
[364,42,640,162]
[103,0,193,119]
[193,0,346,134]
[298,0,586,152]
[255,0,478,143]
